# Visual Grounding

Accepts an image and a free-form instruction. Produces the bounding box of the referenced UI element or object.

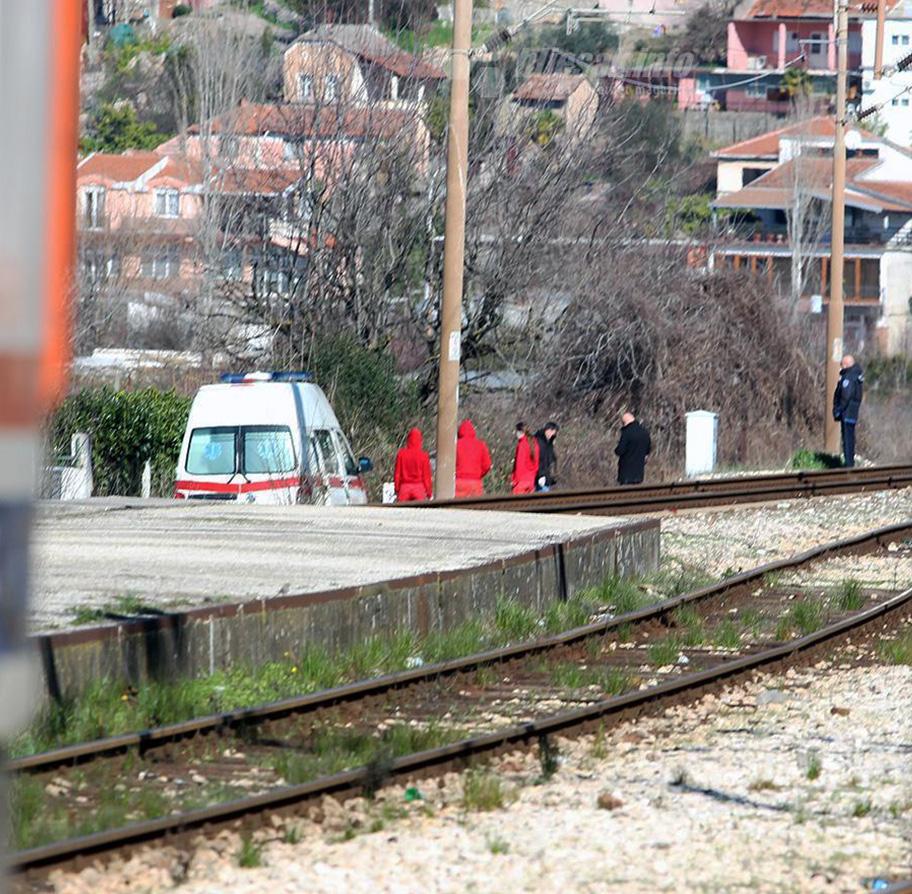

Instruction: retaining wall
[33,518,659,701]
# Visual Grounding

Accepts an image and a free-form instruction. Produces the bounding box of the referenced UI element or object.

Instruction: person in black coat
[534,421,559,491]
[832,355,864,467]
[615,411,651,485]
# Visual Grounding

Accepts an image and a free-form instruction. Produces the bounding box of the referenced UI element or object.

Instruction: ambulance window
[313,429,342,475]
[242,426,296,474]
[334,431,359,476]
[186,427,236,475]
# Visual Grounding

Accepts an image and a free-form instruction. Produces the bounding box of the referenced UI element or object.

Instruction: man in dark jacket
[534,422,559,491]
[832,355,864,467]
[615,411,651,485]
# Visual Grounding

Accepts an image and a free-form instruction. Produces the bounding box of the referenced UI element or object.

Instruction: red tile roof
[213,167,304,195]
[742,0,899,17]
[713,116,875,159]
[299,25,446,80]
[77,148,304,197]
[714,156,912,211]
[77,150,162,182]
[514,74,590,103]
[195,101,419,141]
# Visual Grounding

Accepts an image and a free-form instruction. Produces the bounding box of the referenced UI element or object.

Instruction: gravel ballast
[43,658,912,894]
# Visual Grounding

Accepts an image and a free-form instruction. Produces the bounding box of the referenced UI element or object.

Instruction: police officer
[832,354,864,467]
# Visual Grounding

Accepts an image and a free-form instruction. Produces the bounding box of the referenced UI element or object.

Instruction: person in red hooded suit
[394,427,433,502]
[454,419,492,498]
[511,422,539,494]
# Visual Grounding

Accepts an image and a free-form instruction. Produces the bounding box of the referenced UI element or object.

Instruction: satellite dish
[845,128,862,150]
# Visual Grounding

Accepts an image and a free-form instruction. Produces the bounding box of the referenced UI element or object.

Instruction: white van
[174,372,372,505]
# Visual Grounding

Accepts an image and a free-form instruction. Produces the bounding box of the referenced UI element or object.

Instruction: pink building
[725,0,904,72]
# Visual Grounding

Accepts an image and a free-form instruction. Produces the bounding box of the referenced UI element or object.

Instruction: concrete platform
[30,499,659,698]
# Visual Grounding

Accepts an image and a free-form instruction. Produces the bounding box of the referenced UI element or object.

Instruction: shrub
[305,335,420,449]
[172,3,192,16]
[790,449,842,470]
[48,387,191,497]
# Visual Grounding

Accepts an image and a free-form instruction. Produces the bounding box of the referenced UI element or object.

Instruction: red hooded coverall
[454,419,492,498]
[511,434,540,494]
[394,427,433,502]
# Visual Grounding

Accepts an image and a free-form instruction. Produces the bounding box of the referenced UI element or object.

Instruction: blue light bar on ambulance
[220,371,314,384]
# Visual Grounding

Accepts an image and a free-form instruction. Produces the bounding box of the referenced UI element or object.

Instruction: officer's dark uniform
[832,362,864,467]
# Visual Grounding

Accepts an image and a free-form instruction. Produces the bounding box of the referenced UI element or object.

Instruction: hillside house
[283,25,446,106]
[710,118,912,353]
[512,74,599,137]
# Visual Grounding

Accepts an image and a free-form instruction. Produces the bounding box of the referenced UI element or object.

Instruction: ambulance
[173,372,372,505]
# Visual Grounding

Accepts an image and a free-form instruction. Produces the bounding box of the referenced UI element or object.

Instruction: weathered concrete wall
[33,518,659,701]
[681,109,783,148]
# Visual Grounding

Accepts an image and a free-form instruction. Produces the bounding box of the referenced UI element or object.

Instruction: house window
[83,187,106,229]
[903,97,911,106]
[904,35,911,45]
[154,188,180,217]
[892,35,899,44]
[142,247,180,280]
[223,249,243,280]
[324,75,338,103]
[299,74,314,101]
[80,250,120,280]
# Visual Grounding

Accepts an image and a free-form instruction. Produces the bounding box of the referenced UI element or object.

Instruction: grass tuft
[462,769,505,812]
[879,632,912,665]
[494,599,538,641]
[835,578,865,612]
[648,637,681,667]
[852,799,872,818]
[806,752,822,781]
[775,599,824,639]
[487,835,510,854]
[238,835,262,868]
[713,619,742,650]
[672,606,705,646]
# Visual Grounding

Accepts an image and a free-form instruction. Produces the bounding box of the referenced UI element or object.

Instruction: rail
[401,464,912,514]
[9,520,912,875]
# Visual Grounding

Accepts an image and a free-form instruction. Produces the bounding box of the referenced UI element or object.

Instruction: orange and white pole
[0,1,80,881]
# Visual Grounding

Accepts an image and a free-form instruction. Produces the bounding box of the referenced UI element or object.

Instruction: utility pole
[433,0,473,499]
[874,0,886,78]
[826,0,849,454]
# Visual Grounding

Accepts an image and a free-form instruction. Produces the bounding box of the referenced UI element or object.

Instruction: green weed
[672,606,705,646]
[238,835,263,868]
[737,608,763,637]
[462,769,505,811]
[879,632,912,665]
[852,799,872,818]
[713,619,742,650]
[601,576,650,615]
[494,599,537,641]
[806,753,822,781]
[647,637,681,667]
[272,723,460,787]
[543,592,600,634]
[776,599,824,639]
[591,724,608,759]
[487,835,510,854]
[835,579,865,612]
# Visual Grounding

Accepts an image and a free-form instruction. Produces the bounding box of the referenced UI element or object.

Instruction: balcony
[718,223,908,248]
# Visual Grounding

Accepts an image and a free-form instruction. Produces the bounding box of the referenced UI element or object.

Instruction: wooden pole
[433,0,473,499]
[826,0,849,454]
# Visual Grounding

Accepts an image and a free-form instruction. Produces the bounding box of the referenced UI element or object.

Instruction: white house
[861,5,912,145]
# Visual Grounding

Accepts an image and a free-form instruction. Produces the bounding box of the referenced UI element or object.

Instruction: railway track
[9,521,912,882]
[404,463,912,514]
